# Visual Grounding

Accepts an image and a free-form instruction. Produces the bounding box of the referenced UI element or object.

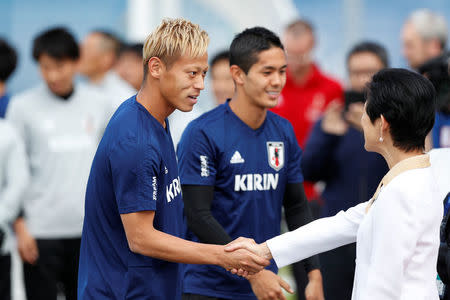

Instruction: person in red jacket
[270,19,342,300]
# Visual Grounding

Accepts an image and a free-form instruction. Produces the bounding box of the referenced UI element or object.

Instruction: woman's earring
[379,136,384,142]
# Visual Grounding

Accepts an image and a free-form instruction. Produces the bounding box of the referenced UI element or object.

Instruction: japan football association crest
[267,142,284,171]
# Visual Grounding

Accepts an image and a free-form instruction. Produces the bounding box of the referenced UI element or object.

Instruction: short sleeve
[285,121,304,183]
[109,139,160,214]
[177,123,217,186]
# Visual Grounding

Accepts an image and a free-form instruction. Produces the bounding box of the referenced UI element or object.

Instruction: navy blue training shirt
[177,100,303,299]
[78,96,184,300]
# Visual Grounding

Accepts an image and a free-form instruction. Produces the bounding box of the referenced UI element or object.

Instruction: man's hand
[225,237,272,260]
[14,218,38,264]
[344,102,364,131]
[321,101,348,135]
[304,269,324,300]
[248,269,294,300]
[220,246,270,276]
[224,237,273,276]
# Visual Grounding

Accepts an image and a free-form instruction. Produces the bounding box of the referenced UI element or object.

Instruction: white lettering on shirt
[234,173,279,192]
[166,177,181,203]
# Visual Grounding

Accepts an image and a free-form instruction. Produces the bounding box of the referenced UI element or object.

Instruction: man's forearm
[120,211,269,273]
[284,183,321,271]
[308,269,322,281]
[127,225,223,265]
[183,185,232,245]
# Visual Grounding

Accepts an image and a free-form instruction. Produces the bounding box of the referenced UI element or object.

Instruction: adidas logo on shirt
[230,151,245,164]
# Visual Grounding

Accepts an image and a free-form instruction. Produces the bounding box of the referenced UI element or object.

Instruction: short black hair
[347,41,389,68]
[32,27,79,62]
[210,50,229,69]
[366,68,436,152]
[0,38,17,82]
[230,27,284,74]
[92,30,123,57]
[119,42,143,58]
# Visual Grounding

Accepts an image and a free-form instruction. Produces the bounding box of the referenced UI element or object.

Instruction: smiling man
[77,19,268,300]
[177,27,324,300]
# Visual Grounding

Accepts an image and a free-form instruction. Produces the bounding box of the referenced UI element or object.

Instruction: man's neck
[51,86,74,101]
[89,71,108,84]
[229,93,267,130]
[0,82,5,98]
[290,64,313,85]
[136,83,175,128]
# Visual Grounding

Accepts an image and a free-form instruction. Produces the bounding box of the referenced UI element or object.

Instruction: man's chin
[176,103,195,112]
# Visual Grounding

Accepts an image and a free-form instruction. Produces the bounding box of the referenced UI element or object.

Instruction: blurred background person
[300,41,389,300]
[272,19,343,152]
[418,53,450,149]
[402,9,447,71]
[0,39,17,118]
[271,19,343,201]
[6,27,111,300]
[78,30,136,108]
[0,120,29,300]
[270,19,343,299]
[114,42,143,91]
[209,50,235,105]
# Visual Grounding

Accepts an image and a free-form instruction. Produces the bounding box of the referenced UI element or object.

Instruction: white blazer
[267,155,442,300]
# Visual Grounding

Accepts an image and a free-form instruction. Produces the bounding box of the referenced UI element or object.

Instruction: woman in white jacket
[226,68,442,300]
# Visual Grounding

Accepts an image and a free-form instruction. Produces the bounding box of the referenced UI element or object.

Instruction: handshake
[219,237,273,277]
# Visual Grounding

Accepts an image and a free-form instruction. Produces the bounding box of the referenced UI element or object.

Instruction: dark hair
[210,50,229,69]
[347,41,389,68]
[230,27,284,74]
[92,30,123,57]
[366,68,436,152]
[0,39,17,82]
[32,27,79,61]
[119,42,143,58]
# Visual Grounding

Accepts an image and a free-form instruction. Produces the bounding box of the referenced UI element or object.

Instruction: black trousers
[0,254,11,300]
[23,237,81,300]
[182,294,227,300]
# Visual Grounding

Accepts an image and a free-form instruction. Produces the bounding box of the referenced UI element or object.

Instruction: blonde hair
[143,18,209,71]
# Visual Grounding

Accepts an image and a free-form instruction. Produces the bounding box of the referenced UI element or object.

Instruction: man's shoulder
[10,85,45,107]
[267,111,295,133]
[185,104,226,134]
[313,64,343,90]
[0,119,19,142]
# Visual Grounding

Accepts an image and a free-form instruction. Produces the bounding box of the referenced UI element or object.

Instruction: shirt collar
[367,154,430,212]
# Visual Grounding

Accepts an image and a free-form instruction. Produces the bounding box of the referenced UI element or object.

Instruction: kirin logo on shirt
[166,177,181,203]
[267,142,284,171]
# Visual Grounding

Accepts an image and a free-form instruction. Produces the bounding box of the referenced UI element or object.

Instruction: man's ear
[230,65,245,86]
[148,57,164,79]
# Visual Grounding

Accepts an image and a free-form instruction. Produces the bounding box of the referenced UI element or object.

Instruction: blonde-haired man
[77,18,268,300]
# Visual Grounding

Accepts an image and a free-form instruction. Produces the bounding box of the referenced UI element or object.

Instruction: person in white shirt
[226,68,442,300]
[78,30,136,109]
[7,27,111,300]
[0,120,29,300]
